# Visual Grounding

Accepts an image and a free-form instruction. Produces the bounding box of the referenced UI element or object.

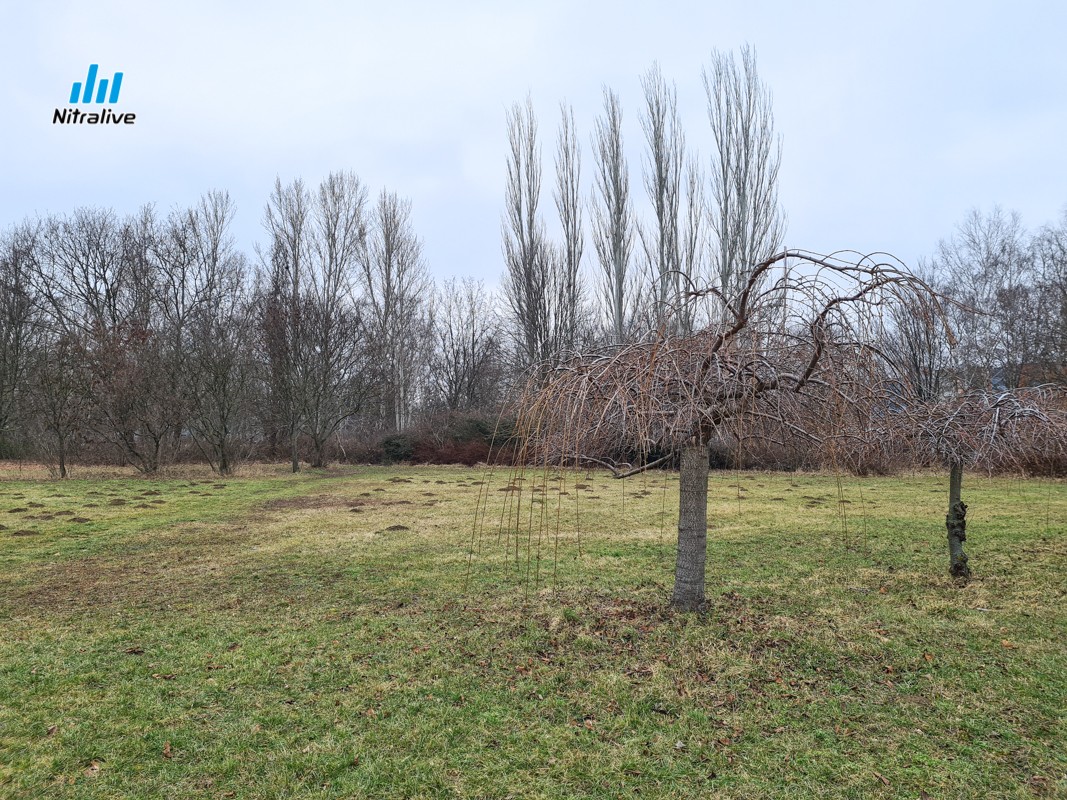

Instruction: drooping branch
[577,452,676,478]
[496,251,962,610]
[510,250,940,467]
[902,385,1067,471]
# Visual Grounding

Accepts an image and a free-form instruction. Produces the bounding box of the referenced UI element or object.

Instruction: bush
[409,412,498,466]
[380,433,417,465]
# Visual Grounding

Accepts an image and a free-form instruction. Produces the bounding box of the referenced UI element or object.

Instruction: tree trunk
[290,427,300,474]
[672,444,709,611]
[311,438,327,469]
[946,461,970,580]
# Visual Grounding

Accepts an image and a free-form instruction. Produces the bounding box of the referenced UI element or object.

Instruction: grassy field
[0,462,1064,799]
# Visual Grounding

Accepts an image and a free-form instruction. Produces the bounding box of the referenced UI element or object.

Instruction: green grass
[0,463,1064,799]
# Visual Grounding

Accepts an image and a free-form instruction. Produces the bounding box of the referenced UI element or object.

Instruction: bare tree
[151,196,237,458]
[300,172,373,466]
[1031,209,1067,383]
[261,177,312,471]
[36,207,129,337]
[502,97,554,368]
[187,292,257,475]
[0,222,39,454]
[362,189,432,432]
[880,260,951,401]
[704,46,786,303]
[638,64,684,331]
[678,156,706,332]
[176,192,258,475]
[905,386,1067,579]
[552,103,585,355]
[81,323,176,473]
[430,277,504,412]
[33,206,182,473]
[934,207,1039,391]
[24,334,85,478]
[508,250,935,611]
[591,88,637,343]
[261,173,374,467]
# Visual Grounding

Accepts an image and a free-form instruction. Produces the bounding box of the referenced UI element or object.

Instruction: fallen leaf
[163,741,173,759]
[1001,640,1016,649]
[46,724,58,737]
[151,673,176,680]
[873,771,890,786]
[124,646,145,655]
[83,760,102,777]
[923,653,934,662]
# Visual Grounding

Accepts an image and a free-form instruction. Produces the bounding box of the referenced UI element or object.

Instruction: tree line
[1,48,1065,476]
[0,180,508,475]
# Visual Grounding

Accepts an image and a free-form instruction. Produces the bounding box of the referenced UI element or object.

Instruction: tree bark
[290,427,300,474]
[310,438,327,469]
[946,461,970,580]
[672,444,709,611]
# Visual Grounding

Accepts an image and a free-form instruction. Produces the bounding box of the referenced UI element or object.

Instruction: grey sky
[3,0,1066,285]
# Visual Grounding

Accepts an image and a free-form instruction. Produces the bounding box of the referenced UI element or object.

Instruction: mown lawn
[0,463,1064,799]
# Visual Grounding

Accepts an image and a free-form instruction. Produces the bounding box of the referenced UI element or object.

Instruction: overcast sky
[3,0,1066,286]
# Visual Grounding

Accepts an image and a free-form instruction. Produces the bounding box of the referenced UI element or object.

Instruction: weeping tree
[510,250,936,611]
[905,387,1067,581]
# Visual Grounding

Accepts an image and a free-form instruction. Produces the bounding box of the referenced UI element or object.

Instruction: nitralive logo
[53,64,135,125]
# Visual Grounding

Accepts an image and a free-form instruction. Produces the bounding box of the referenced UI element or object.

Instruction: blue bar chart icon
[69,65,123,104]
